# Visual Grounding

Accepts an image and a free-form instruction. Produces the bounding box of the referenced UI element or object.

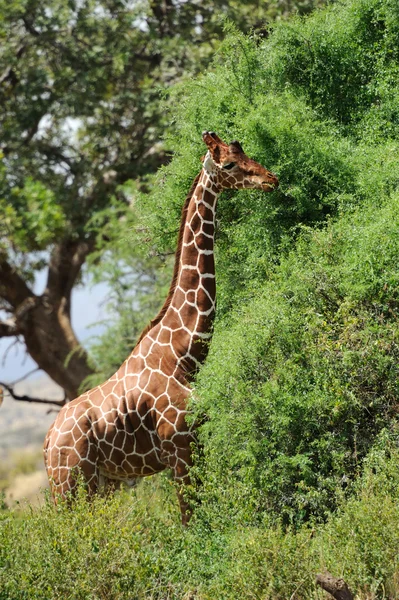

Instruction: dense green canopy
[95,0,399,525]
[2,0,399,598]
[0,0,326,398]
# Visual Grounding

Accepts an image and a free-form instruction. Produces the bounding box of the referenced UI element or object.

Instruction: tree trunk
[20,295,93,401]
[316,571,354,600]
[0,241,96,403]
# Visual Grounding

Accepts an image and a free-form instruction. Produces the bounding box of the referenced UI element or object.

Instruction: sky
[0,271,109,383]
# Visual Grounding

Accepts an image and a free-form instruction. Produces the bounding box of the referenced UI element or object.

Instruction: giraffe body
[44,132,278,523]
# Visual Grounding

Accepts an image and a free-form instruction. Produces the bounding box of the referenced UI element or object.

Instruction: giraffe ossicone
[44,131,278,524]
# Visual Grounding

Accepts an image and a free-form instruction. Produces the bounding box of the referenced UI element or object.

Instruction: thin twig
[1,338,21,367]
[0,381,66,408]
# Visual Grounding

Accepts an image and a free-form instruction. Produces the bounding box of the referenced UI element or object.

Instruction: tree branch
[0,318,21,337]
[22,17,40,37]
[34,141,82,174]
[45,238,94,308]
[45,164,132,308]
[0,257,34,308]
[0,44,27,86]
[0,380,66,407]
[149,0,175,37]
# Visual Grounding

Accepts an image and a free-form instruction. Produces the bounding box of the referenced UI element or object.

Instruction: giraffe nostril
[261,175,279,191]
[266,172,279,189]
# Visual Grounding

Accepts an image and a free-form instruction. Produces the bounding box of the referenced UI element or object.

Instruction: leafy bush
[191,191,399,525]
[113,0,399,525]
[2,439,399,599]
[131,3,399,313]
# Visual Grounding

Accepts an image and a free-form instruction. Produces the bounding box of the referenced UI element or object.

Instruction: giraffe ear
[202,131,225,145]
[230,140,244,153]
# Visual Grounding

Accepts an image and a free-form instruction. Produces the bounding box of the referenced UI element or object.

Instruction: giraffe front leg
[45,426,100,502]
[174,448,193,527]
[47,454,100,503]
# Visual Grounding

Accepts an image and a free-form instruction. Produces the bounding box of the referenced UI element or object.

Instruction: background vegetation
[2,0,399,597]
[0,0,326,400]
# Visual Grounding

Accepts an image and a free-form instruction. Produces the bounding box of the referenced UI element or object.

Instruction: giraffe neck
[161,168,220,375]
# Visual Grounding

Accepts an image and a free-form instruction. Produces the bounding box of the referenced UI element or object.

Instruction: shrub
[190,191,399,525]
[2,439,399,599]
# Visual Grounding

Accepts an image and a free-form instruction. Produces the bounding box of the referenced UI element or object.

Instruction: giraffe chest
[92,405,162,478]
[91,372,191,479]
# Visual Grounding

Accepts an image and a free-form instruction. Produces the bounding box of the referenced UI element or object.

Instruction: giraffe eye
[223,162,236,170]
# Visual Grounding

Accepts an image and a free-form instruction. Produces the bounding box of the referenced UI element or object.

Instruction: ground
[0,376,61,506]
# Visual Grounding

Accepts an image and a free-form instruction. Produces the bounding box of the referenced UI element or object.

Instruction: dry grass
[0,446,48,507]
[5,469,48,507]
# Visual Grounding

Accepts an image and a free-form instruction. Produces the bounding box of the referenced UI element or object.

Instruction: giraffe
[44,131,279,524]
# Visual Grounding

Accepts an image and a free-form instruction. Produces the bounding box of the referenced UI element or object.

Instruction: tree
[0,0,326,403]
[0,0,209,401]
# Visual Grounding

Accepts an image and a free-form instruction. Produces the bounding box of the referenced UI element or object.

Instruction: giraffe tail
[43,421,55,473]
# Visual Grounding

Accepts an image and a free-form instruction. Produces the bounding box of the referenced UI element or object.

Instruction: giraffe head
[202,131,279,191]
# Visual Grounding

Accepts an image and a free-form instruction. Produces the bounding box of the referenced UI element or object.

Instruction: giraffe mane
[136,172,202,344]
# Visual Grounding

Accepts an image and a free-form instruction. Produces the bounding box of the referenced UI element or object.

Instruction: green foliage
[0,0,328,390]
[0,0,326,280]
[130,2,399,319]
[265,0,399,133]
[1,178,65,251]
[190,191,399,525]
[3,0,399,596]
[114,0,399,526]
[2,439,399,599]
[138,77,358,314]
[0,477,182,600]
[0,0,198,275]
